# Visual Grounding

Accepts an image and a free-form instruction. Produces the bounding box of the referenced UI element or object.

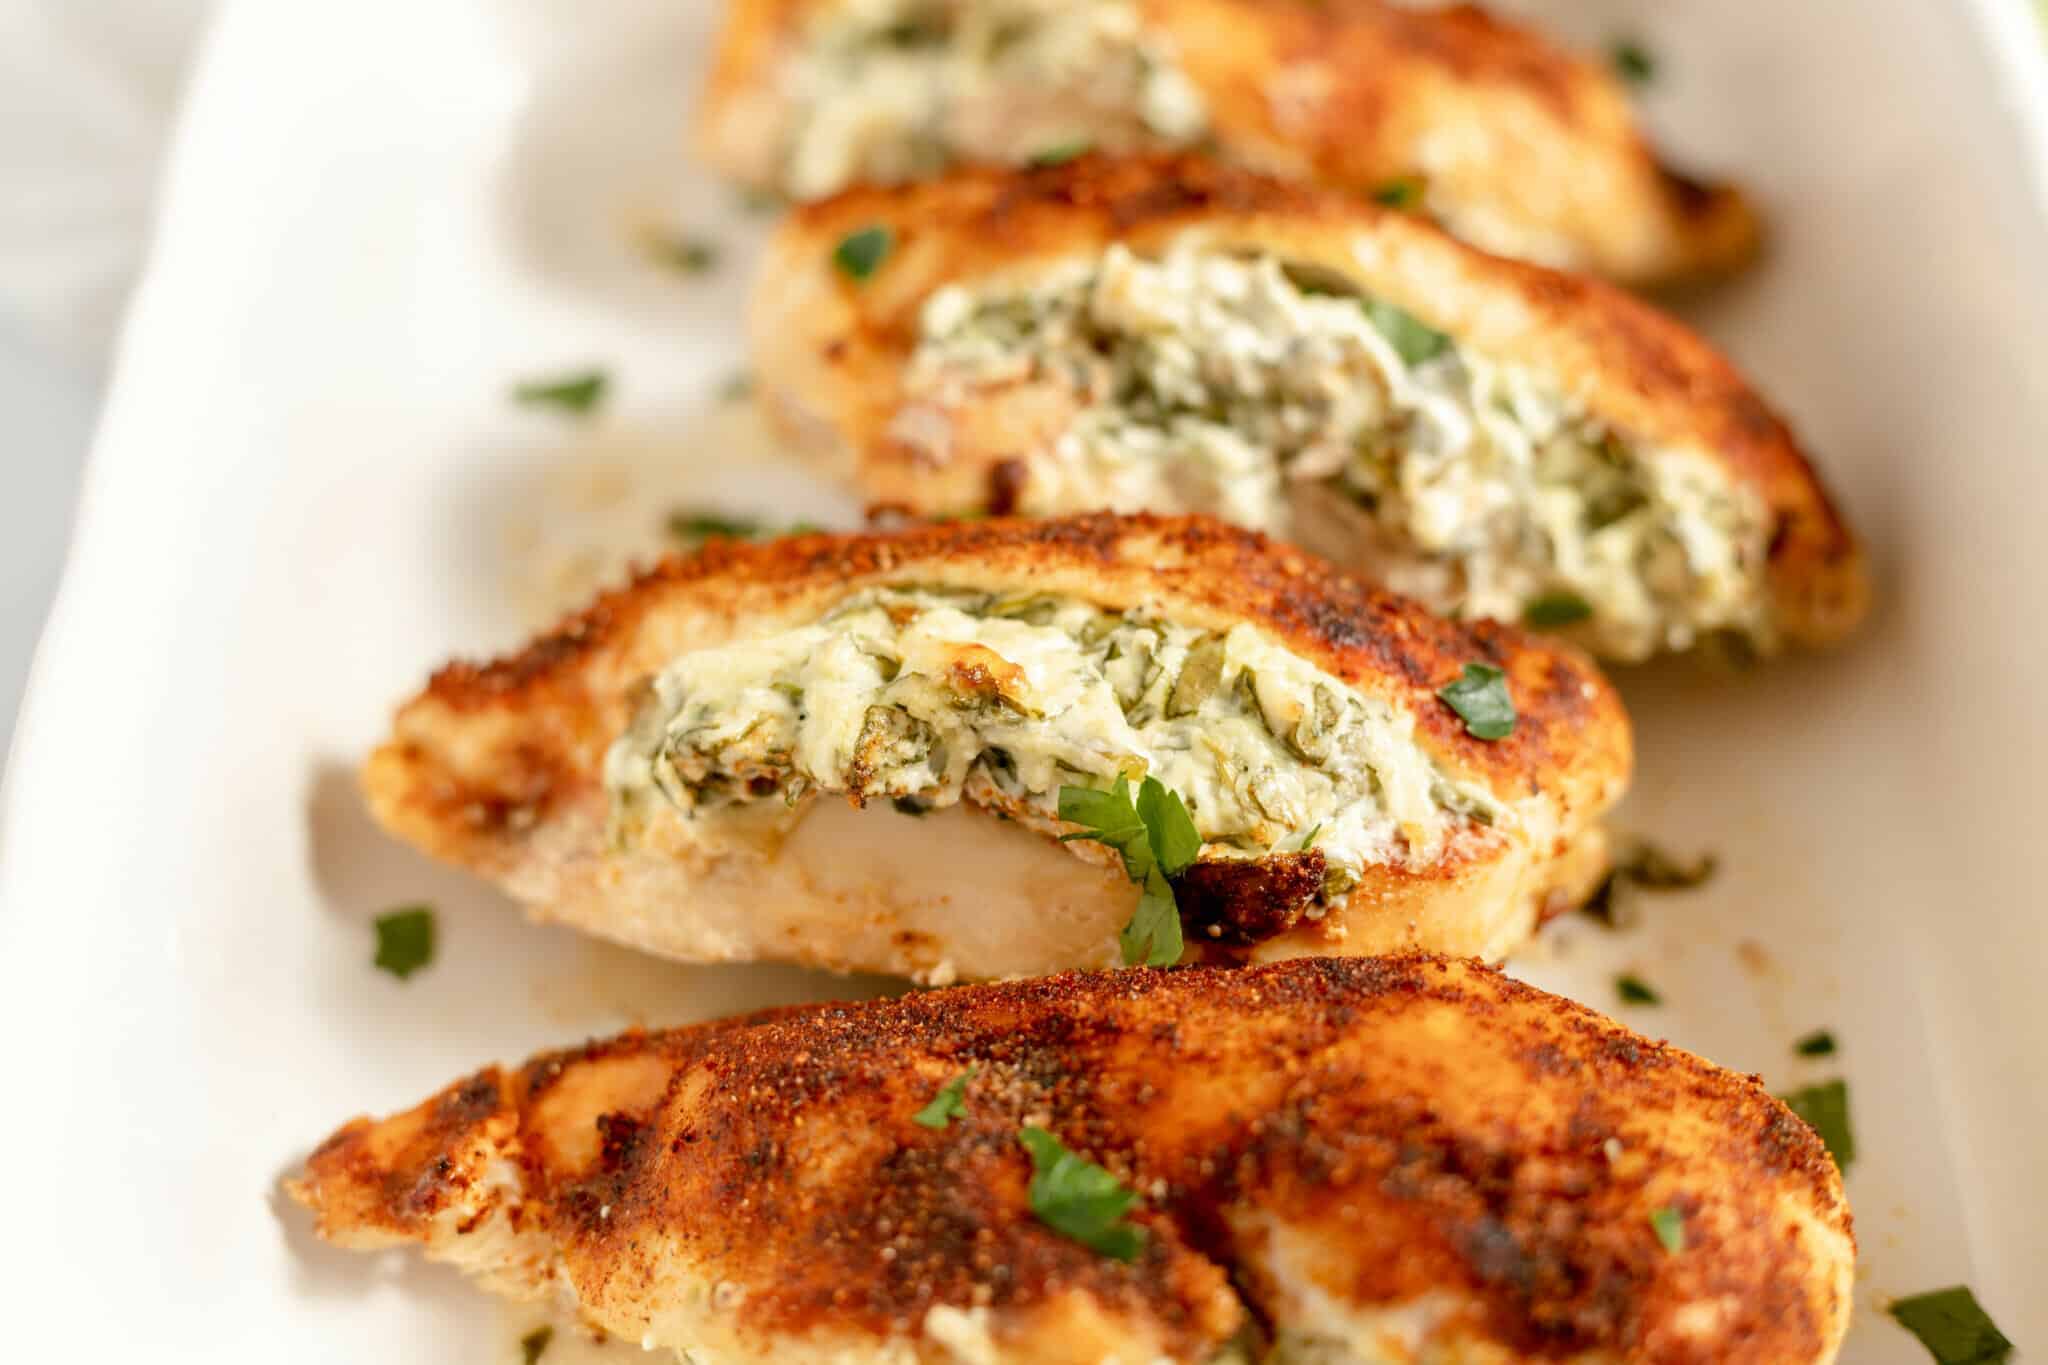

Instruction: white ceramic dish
[2,0,2044,1359]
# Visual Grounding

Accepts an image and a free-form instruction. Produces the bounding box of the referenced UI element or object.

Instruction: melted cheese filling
[605,587,1498,892]
[779,0,1207,200]
[900,244,1775,660]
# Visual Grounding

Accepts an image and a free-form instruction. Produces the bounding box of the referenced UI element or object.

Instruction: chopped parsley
[1648,1205,1685,1254]
[372,905,436,981]
[1437,662,1516,740]
[1615,973,1661,1006]
[512,369,608,416]
[1029,141,1092,167]
[1523,591,1593,627]
[913,1068,974,1130]
[1777,1079,1855,1171]
[1371,175,1428,211]
[1611,39,1656,86]
[833,225,894,281]
[520,1325,554,1364]
[667,510,763,542]
[1058,775,1200,966]
[1018,1126,1144,1260]
[1887,1286,2013,1364]
[1580,838,1718,928]
[1795,1030,1838,1058]
[1362,297,1451,366]
[646,233,719,273]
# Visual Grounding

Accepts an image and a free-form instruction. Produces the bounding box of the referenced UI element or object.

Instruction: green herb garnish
[913,1068,974,1130]
[512,369,608,416]
[1611,39,1656,86]
[1648,1206,1685,1254]
[1437,663,1515,740]
[833,225,894,281]
[667,510,763,542]
[1523,591,1593,627]
[1777,1079,1855,1171]
[1616,973,1661,1006]
[520,1325,555,1364]
[373,905,436,981]
[1018,1126,1144,1260]
[1029,141,1092,167]
[1058,775,1199,966]
[648,234,719,273]
[1580,837,1718,928]
[1795,1030,1838,1058]
[1887,1286,2013,1364]
[1371,175,1428,211]
[1298,823,1323,851]
[1362,298,1451,366]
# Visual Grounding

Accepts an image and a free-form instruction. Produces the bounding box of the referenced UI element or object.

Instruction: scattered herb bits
[1018,1126,1144,1260]
[512,368,608,416]
[1794,1030,1838,1058]
[1371,175,1428,211]
[833,225,894,281]
[667,510,763,543]
[1615,973,1661,1006]
[718,371,753,401]
[1580,837,1718,929]
[520,1325,555,1364]
[1611,39,1656,86]
[1523,591,1593,627]
[1887,1286,2013,1364]
[1029,141,1091,167]
[372,905,436,981]
[1777,1079,1855,1171]
[647,233,719,274]
[1058,774,1200,966]
[1648,1205,1685,1254]
[1437,663,1516,740]
[1361,298,1451,366]
[912,1068,974,1130]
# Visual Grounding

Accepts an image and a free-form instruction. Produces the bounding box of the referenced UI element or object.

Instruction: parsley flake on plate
[1887,1286,2013,1364]
[1018,1126,1144,1261]
[646,232,719,274]
[1795,1030,1838,1058]
[1371,175,1428,211]
[1648,1205,1685,1254]
[832,225,894,281]
[1611,39,1656,85]
[1437,662,1516,740]
[912,1068,974,1130]
[1615,973,1661,1006]
[372,905,435,981]
[511,368,608,416]
[1058,774,1200,966]
[1777,1079,1855,1171]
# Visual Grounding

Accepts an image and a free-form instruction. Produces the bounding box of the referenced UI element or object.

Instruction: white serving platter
[1,0,2043,1358]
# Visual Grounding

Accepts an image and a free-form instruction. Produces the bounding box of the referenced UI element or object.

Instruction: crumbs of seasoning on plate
[1436,662,1515,740]
[519,1324,554,1364]
[1795,1029,1838,1058]
[372,905,435,980]
[1580,837,1718,929]
[1018,1126,1144,1260]
[1776,1079,1855,1171]
[832,225,894,281]
[912,1067,974,1130]
[1615,973,1661,1006]
[1611,39,1656,85]
[512,369,608,416]
[646,232,720,274]
[1886,1285,2013,1364]
[1648,1206,1685,1255]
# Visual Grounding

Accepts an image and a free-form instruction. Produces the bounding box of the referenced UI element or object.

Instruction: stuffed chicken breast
[696,0,1758,286]
[363,515,1628,980]
[289,954,1855,1364]
[752,156,1866,663]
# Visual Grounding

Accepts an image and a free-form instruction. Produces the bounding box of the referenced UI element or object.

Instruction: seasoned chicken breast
[696,0,1758,286]
[364,514,1628,980]
[751,156,1866,663]
[289,954,1855,1364]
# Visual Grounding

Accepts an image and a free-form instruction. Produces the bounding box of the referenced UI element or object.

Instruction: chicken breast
[364,514,1628,980]
[695,0,1758,286]
[751,156,1866,663]
[288,954,1855,1364]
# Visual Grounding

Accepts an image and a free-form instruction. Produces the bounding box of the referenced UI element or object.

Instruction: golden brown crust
[751,155,1866,653]
[695,0,1758,285]
[364,514,1629,975]
[290,955,1854,1363]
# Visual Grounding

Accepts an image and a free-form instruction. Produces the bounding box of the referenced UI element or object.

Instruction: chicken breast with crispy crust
[363,514,1628,980]
[751,156,1866,664]
[289,954,1855,1364]
[696,0,1758,286]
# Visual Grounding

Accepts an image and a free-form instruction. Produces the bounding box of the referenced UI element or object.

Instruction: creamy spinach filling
[899,244,1775,660]
[604,587,1498,895]
[780,0,1207,200]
